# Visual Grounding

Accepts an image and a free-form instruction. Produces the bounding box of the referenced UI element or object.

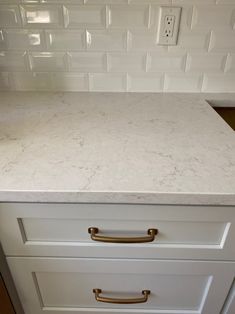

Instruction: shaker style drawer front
[7,257,235,314]
[0,203,235,260]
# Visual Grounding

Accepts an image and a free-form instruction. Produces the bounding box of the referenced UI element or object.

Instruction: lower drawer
[7,257,235,314]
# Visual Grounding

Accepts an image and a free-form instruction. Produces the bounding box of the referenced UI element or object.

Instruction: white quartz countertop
[0,92,235,205]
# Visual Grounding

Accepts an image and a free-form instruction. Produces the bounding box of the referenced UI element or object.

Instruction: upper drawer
[0,203,235,260]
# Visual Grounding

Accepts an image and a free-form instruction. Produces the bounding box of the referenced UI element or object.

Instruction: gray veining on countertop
[0,92,235,205]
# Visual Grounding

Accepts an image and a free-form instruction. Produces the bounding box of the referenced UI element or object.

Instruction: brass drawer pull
[93,289,151,304]
[88,227,158,243]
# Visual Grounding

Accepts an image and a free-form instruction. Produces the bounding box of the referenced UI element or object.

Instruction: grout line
[184,53,190,73]
[223,53,231,73]
[207,30,213,53]
[147,5,151,29]
[146,52,151,72]
[201,73,207,92]
[126,73,130,92]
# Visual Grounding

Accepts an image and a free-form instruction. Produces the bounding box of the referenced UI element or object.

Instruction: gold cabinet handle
[93,289,151,304]
[88,227,158,243]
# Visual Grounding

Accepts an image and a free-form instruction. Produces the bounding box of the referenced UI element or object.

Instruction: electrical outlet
[157,7,182,46]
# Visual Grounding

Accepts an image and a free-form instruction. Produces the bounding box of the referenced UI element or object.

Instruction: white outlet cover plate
[157,7,182,46]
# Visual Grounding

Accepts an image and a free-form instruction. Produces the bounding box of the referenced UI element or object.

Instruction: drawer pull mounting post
[88,227,158,243]
[93,289,151,304]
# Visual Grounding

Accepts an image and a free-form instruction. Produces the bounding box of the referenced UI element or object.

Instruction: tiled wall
[0,0,235,92]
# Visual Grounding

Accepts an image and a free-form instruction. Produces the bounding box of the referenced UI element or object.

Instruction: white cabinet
[0,202,234,314]
[7,257,235,314]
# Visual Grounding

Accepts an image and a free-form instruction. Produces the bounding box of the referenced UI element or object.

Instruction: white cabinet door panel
[7,257,235,314]
[0,203,235,260]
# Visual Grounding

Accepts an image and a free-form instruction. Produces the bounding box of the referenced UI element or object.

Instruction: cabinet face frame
[6,257,235,314]
[0,203,235,260]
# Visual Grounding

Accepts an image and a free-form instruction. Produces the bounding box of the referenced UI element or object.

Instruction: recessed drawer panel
[7,257,235,314]
[20,217,226,245]
[0,203,235,260]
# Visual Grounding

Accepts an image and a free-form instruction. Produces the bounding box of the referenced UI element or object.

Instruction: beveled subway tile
[148,52,187,72]
[187,53,227,73]
[165,73,203,91]
[128,30,167,51]
[225,54,235,73]
[12,72,53,90]
[42,0,83,3]
[68,52,107,72]
[29,52,67,71]
[202,73,235,92]
[169,30,211,52]
[108,52,147,72]
[52,72,89,91]
[191,5,235,30]
[6,29,44,51]
[108,5,150,29]
[45,30,86,51]
[0,72,11,91]
[90,73,126,91]
[210,30,235,52]
[86,0,127,3]
[87,30,127,51]
[0,30,7,50]
[20,5,64,28]
[64,5,106,28]
[0,5,22,27]
[0,51,28,71]
[128,73,164,92]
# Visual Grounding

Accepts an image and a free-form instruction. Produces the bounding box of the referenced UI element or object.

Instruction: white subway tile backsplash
[0,51,28,71]
[224,54,235,73]
[128,73,164,92]
[165,73,203,92]
[148,52,187,72]
[108,52,146,72]
[64,5,106,28]
[20,5,64,28]
[90,73,126,91]
[216,0,235,3]
[86,0,127,3]
[203,74,235,92]
[12,72,52,90]
[210,30,235,52]
[6,29,44,50]
[0,5,21,27]
[45,30,85,51]
[173,30,211,52]
[29,52,67,71]
[68,52,107,72]
[187,53,227,73]
[42,1,83,3]
[192,5,235,30]
[0,30,7,50]
[108,5,150,29]
[0,72,11,90]
[128,30,166,51]
[52,73,88,91]
[0,1,235,92]
[172,4,193,31]
[130,0,171,3]
[87,30,127,51]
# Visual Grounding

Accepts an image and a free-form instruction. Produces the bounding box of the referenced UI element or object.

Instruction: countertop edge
[0,191,234,206]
